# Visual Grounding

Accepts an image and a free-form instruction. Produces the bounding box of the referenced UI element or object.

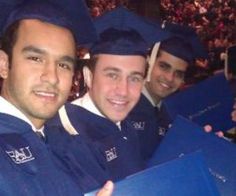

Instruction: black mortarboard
[90,6,170,56]
[0,0,97,45]
[161,22,208,63]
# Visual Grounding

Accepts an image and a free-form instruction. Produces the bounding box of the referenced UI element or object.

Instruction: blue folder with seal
[149,116,236,196]
[85,151,219,196]
[161,73,235,132]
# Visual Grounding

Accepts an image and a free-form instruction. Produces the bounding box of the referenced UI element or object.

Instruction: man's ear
[0,50,9,79]
[82,66,92,89]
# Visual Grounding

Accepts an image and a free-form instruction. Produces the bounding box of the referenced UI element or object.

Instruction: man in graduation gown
[0,0,113,195]
[128,23,208,161]
[47,6,170,183]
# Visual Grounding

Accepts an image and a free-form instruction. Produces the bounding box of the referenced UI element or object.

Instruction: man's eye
[58,63,73,71]
[159,63,170,71]
[106,73,118,79]
[27,56,42,62]
[175,71,185,80]
[129,75,144,83]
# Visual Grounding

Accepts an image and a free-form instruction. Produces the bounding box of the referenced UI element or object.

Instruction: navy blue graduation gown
[48,102,145,183]
[0,113,83,196]
[128,94,170,161]
[229,78,236,98]
[45,124,111,192]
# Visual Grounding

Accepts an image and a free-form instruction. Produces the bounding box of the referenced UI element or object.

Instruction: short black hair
[1,20,20,64]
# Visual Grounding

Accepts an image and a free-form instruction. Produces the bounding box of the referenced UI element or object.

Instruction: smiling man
[1,19,76,128]
[47,6,169,183]
[145,42,188,104]
[128,23,208,161]
[85,53,146,123]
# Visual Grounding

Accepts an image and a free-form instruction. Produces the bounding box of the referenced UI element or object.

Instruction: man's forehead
[16,19,75,45]
[15,19,76,56]
[157,50,188,71]
[96,54,146,64]
[19,19,72,33]
[95,54,146,72]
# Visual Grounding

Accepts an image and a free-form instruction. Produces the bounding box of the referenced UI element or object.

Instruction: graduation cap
[0,0,24,33]
[147,22,207,81]
[90,6,170,57]
[160,22,208,62]
[0,0,97,45]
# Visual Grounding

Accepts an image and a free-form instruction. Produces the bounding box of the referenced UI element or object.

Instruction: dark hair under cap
[0,0,97,45]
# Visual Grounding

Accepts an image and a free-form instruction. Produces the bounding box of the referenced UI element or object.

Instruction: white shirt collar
[72,93,122,130]
[72,93,105,118]
[0,96,44,133]
[142,86,162,108]
[142,86,156,106]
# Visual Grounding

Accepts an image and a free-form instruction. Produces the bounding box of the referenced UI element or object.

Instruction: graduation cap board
[90,6,171,56]
[148,115,236,196]
[161,22,208,61]
[0,0,97,45]
[160,73,235,132]
[85,151,220,196]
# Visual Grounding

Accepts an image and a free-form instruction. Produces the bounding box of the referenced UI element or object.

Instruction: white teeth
[160,81,170,89]
[110,99,126,105]
[113,101,125,105]
[35,91,55,97]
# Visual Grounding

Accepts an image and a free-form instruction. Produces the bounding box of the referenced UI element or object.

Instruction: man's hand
[96,181,114,196]
[203,125,224,137]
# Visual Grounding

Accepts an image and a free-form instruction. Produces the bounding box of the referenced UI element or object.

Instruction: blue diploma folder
[85,151,219,196]
[149,116,236,196]
[161,73,235,132]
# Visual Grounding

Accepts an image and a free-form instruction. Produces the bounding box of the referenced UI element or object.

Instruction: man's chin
[108,113,127,123]
[155,92,168,100]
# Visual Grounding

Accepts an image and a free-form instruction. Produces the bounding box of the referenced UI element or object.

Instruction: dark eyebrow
[158,61,172,68]
[159,61,186,73]
[59,56,76,66]
[131,71,145,78]
[103,66,144,77]
[103,67,120,72]
[22,45,76,65]
[22,45,46,55]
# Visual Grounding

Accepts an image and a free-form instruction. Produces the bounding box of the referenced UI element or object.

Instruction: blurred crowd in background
[86,0,129,17]
[69,0,235,100]
[160,0,235,74]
